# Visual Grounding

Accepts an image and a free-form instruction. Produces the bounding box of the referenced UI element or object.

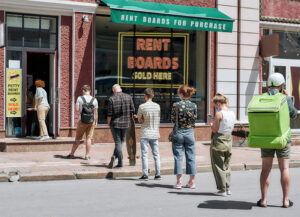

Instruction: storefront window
[273,30,300,59]
[95,16,206,124]
[6,13,57,49]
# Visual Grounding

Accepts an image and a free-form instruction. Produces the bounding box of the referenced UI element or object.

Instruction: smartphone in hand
[207,114,214,120]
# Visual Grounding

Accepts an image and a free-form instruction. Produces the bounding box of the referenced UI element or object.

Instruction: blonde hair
[213,93,229,106]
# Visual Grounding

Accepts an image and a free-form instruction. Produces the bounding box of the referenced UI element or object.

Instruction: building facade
[0,0,299,143]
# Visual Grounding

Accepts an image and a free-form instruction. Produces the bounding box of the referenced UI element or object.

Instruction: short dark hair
[144,88,154,99]
[82,85,91,92]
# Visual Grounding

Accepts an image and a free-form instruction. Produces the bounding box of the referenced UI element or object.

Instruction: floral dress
[171,99,197,129]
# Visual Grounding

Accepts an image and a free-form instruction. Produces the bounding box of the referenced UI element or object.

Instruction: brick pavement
[0,142,300,182]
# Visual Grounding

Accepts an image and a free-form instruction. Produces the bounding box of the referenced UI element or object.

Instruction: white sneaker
[226,190,231,195]
[215,191,227,197]
[35,136,42,140]
[40,136,51,141]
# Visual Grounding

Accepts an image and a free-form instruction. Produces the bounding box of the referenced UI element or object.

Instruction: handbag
[168,105,179,143]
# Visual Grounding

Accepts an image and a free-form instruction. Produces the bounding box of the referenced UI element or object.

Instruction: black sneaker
[107,156,115,169]
[154,175,162,180]
[114,165,123,168]
[139,175,149,181]
[66,154,75,159]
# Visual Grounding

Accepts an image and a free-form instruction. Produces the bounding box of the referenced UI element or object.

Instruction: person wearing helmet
[258,72,297,208]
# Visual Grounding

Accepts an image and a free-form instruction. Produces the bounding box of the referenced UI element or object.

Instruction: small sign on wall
[6,69,22,117]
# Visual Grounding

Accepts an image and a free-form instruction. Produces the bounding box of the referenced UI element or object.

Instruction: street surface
[0,168,299,217]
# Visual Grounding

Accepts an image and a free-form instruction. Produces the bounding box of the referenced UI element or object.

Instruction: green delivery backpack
[247,93,291,149]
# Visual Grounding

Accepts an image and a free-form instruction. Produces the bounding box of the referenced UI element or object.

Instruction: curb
[19,172,76,182]
[1,162,300,182]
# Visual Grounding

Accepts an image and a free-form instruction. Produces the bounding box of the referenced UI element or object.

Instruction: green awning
[101,0,234,32]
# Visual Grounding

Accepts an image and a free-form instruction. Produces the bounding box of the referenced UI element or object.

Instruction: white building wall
[216,0,260,122]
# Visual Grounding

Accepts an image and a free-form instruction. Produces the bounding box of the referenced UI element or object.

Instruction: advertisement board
[6,68,22,117]
[118,32,189,88]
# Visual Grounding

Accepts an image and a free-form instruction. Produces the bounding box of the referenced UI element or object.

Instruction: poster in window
[6,68,22,117]
[118,32,189,88]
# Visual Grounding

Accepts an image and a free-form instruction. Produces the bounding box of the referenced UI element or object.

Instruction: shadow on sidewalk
[80,162,109,168]
[169,191,216,196]
[136,183,174,189]
[197,200,256,210]
[53,155,84,160]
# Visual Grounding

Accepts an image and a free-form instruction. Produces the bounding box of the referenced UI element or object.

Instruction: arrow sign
[11,111,17,115]
[10,98,17,102]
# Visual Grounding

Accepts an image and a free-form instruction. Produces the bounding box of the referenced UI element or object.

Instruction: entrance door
[26,52,57,137]
[271,58,300,132]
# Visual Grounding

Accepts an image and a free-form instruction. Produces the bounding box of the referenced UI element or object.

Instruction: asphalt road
[0,168,299,217]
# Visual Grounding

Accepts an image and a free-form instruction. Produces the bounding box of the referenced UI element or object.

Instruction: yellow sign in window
[6,68,22,117]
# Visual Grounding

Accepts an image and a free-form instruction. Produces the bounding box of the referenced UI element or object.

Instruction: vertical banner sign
[118,32,189,88]
[6,69,22,117]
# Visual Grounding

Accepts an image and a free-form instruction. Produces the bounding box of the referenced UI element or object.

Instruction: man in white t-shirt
[67,85,98,160]
[136,88,161,180]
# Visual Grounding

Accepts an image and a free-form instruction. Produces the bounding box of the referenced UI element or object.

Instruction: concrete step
[0,137,83,152]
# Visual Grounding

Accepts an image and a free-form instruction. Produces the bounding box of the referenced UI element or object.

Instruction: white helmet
[268,73,285,87]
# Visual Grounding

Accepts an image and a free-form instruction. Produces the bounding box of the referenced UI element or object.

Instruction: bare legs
[260,157,290,206]
[176,174,195,185]
[69,138,91,158]
[278,158,290,207]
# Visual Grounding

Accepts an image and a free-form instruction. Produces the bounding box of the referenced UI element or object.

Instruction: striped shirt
[107,92,135,129]
[137,101,160,139]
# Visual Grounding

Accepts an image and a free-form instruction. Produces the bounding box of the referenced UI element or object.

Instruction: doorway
[26,52,56,137]
[270,58,300,132]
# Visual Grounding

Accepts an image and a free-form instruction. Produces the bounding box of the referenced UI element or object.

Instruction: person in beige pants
[34,79,50,140]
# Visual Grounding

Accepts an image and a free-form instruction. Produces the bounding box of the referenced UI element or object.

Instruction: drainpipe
[237,0,241,120]
[71,12,75,128]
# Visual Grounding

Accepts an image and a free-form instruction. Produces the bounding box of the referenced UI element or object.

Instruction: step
[0,137,83,152]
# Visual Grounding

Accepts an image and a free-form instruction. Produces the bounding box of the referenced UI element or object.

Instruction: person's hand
[94,120,97,126]
[33,107,37,111]
[282,89,288,96]
[133,114,137,119]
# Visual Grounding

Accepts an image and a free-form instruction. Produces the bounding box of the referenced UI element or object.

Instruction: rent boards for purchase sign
[6,68,22,117]
[118,32,189,88]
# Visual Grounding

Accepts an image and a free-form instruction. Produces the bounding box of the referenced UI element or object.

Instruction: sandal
[282,200,293,208]
[173,183,182,189]
[185,183,196,189]
[257,199,267,207]
[84,156,91,160]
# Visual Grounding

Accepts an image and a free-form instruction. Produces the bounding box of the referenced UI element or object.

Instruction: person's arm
[75,104,80,112]
[211,111,222,133]
[75,97,80,112]
[136,107,144,124]
[107,98,113,127]
[34,88,42,110]
[94,109,98,126]
[287,96,298,120]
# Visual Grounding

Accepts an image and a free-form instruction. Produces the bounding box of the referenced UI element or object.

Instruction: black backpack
[80,96,95,124]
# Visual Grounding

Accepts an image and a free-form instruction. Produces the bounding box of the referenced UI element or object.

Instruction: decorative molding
[260,0,300,24]
[0,0,98,14]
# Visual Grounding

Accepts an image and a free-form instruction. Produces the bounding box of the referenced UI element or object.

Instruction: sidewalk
[0,142,300,182]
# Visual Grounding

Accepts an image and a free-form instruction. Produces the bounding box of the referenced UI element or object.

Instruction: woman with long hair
[209,93,235,196]
[171,85,197,189]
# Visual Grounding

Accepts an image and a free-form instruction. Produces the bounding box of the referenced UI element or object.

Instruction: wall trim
[260,0,300,24]
[0,0,98,14]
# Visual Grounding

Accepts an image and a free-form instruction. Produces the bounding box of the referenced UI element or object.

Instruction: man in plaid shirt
[107,84,135,168]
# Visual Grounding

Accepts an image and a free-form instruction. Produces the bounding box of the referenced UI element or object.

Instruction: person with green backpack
[249,73,297,208]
